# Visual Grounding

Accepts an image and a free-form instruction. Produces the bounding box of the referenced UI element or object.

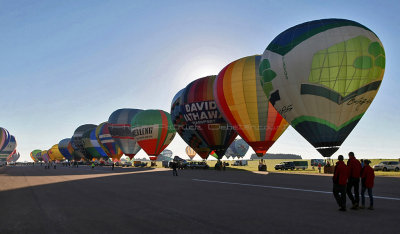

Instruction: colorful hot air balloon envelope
[7,150,20,162]
[48,144,65,161]
[40,150,50,163]
[14,151,21,162]
[0,135,17,161]
[181,75,238,159]
[215,55,289,156]
[82,129,108,160]
[31,150,43,162]
[0,127,11,152]
[131,110,176,161]
[260,18,385,157]
[71,124,97,161]
[171,89,212,159]
[6,149,16,162]
[108,109,143,160]
[96,122,123,162]
[161,149,173,158]
[225,139,249,158]
[209,151,218,159]
[30,149,41,162]
[58,138,74,161]
[185,146,197,160]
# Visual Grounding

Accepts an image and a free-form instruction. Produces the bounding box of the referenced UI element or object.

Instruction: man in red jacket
[333,155,348,211]
[361,160,375,210]
[346,152,362,209]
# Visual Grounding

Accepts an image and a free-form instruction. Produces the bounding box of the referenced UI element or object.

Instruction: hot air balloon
[40,150,50,163]
[214,55,289,157]
[37,152,43,162]
[48,144,65,161]
[209,151,218,159]
[161,149,173,158]
[7,150,20,163]
[11,151,20,162]
[180,75,238,159]
[58,138,74,161]
[30,149,40,162]
[131,110,176,161]
[260,18,385,157]
[0,135,17,162]
[171,89,212,159]
[82,129,108,160]
[71,124,97,161]
[6,149,15,162]
[108,109,143,160]
[0,127,11,152]
[31,150,42,162]
[185,146,197,160]
[225,139,249,158]
[96,122,123,162]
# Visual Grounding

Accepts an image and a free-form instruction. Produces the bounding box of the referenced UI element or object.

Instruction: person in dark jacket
[360,160,375,210]
[333,155,348,211]
[172,161,178,176]
[346,152,362,209]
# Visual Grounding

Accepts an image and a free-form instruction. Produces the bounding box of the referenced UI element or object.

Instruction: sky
[1,0,399,162]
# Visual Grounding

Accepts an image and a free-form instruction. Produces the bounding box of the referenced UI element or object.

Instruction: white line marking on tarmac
[192,179,400,201]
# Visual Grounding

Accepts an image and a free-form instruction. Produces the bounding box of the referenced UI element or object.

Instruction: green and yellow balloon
[260,18,385,157]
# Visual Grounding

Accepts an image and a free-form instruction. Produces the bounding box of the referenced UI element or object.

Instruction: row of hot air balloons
[30,18,385,162]
[171,18,385,160]
[30,109,177,163]
[0,127,19,163]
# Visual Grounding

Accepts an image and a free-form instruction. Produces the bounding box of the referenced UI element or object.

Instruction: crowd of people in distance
[333,152,375,211]
[43,161,57,169]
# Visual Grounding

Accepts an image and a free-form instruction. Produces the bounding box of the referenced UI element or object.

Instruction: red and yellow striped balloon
[214,55,289,156]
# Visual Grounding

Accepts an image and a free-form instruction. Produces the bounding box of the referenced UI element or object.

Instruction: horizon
[1,0,399,161]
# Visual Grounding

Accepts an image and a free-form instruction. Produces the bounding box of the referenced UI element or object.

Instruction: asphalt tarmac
[1,165,399,234]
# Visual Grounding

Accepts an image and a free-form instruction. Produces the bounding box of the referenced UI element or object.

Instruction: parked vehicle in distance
[232,160,248,166]
[121,161,132,167]
[310,159,326,167]
[373,161,400,171]
[293,161,308,170]
[103,161,114,166]
[274,161,295,170]
[133,161,148,167]
[162,160,172,168]
[187,162,209,169]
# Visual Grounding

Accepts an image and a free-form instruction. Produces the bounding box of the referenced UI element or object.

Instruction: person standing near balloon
[346,152,362,209]
[360,160,375,210]
[171,161,178,176]
[333,155,348,211]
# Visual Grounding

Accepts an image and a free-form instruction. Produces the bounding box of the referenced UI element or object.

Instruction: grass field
[146,159,400,177]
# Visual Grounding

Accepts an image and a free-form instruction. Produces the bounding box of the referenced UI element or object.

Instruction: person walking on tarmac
[333,155,348,211]
[91,162,95,169]
[172,161,178,176]
[347,152,362,209]
[360,160,375,210]
[112,163,115,171]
